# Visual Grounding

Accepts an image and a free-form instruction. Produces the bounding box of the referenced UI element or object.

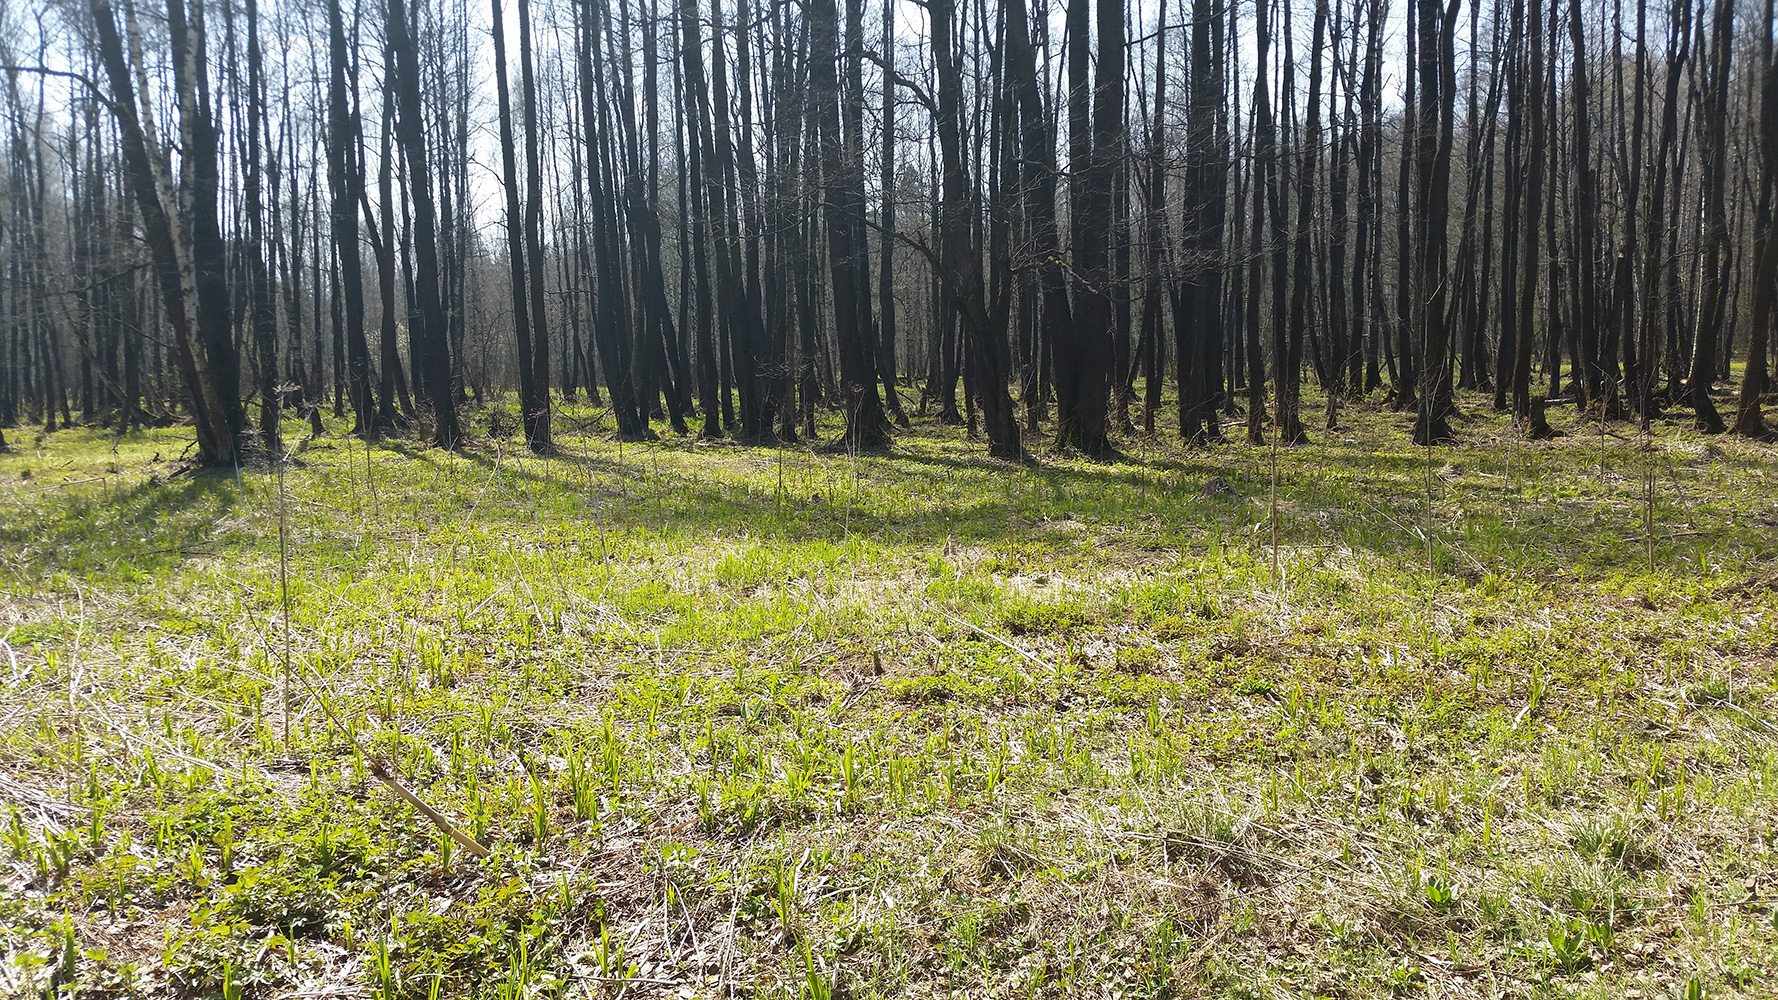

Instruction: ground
[2,390,1777,999]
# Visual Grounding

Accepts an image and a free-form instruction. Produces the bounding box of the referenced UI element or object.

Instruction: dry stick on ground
[368,759,491,858]
[926,602,1050,673]
[278,637,486,861]
[567,973,682,987]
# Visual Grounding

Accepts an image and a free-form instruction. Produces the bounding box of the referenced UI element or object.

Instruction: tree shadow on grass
[3,468,240,579]
[333,429,1751,581]
[402,435,1417,568]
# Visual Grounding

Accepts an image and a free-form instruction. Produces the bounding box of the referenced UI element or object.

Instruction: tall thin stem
[277,445,292,747]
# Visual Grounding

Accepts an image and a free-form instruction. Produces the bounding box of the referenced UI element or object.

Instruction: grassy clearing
[2,391,1777,999]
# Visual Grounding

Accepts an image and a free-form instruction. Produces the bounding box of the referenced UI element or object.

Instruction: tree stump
[1528,396,1558,439]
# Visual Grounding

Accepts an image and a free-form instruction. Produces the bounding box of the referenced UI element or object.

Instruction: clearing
[2,396,1777,998]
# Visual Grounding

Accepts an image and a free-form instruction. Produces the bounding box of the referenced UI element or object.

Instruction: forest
[0,0,1772,458]
[3,0,1778,995]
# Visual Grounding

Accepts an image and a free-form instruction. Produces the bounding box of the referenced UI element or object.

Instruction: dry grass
[2,392,1777,998]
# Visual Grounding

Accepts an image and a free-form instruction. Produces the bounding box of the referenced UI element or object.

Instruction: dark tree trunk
[89,0,236,465]
[387,0,459,447]
[928,0,1018,457]
[879,0,909,429]
[1005,0,1075,444]
[1394,0,1419,412]
[178,0,244,452]
[1244,16,1272,444]
[1282,0,1328,445]
[1056,0,1117,454]
[492,0,540,446]
[328,0,377,440]
[679,0,722,438]
[245,0,283,452]
[1734,0,1777,437]
[1140,4,1169,437]
[1616,0,1649,423]
[1411,0,1458,445]
[517,0,553,449]
[1512,0,1544,427]
[1325,0,1356,425]
[1690,0,1730,431]
[810,0,889,448]
[1357,0,1383,394]
[1568,0,1607,413]
[705,0,770,441]
[1177,0,1229,444]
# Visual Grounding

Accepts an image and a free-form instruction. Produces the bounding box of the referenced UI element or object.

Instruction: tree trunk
[328,0,377,441]
[1282,0,1328,445]
[1690,0,1729,431]
[1140,3,1169,437]
[1056,0,1117,454]
[1565,0,1606,413]
[1412,0,1458,445]
[177,0,243,452]
[494,0,533,435]
[879,0,909,428]
[810,0,889,449]
[89,0,235,465]
[517,0,553,449]
[491,0,540,447]
[387,0,459,448]
[927,0,1018,457]
[1005,0,1075,445]
[1733,0,1777,437]
[1177,0,1229,444]
[1512,0,1544,426]
[245,0,283,452]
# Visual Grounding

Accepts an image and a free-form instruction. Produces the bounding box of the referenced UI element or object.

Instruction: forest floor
[2,390,1778,999]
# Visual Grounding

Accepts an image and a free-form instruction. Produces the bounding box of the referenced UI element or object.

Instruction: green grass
[2,390,1777,998]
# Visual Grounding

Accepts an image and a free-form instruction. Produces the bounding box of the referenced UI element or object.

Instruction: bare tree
[88,0,235,465]
[1734,0,1776,437]
[387,0,459,447]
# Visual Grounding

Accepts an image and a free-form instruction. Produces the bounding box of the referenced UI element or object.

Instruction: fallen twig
[369,759,491,858]
[925,602,1051,673]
